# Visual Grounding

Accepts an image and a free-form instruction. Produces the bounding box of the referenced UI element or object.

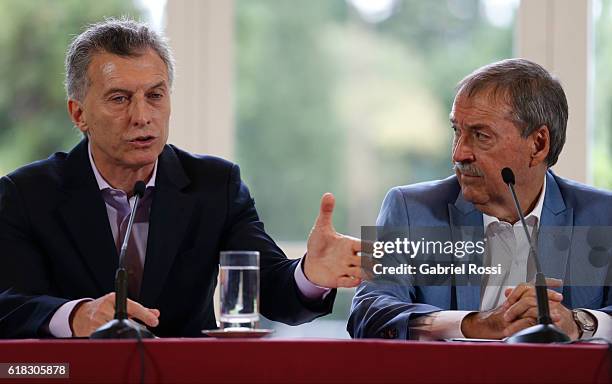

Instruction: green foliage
[236,1,345,241]
[236,0,514,241]
[0,0,143,176]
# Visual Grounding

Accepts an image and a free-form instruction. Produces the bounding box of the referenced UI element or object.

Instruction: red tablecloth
[0,338,609,383]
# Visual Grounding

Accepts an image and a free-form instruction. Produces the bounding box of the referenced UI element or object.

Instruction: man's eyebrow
[103,87,132,97]
[449,119,491,131]
[465,123,490,130]
[147,81,167,91]
[103,81,167,97]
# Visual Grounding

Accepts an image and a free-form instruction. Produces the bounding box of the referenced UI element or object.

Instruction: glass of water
[219,251,260,329]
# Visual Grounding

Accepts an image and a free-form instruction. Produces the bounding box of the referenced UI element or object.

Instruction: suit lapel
[445,172,573,309]
[538,171,573,281]
[449,192,484,310]
[57,140,117,294]
[140,146,195,307]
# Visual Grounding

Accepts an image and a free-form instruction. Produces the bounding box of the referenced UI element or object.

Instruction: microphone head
[134,181,146,198]
[501,167,515,185]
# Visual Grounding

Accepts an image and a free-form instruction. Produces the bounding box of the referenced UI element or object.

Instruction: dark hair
[456,58,568,167]
[65,17,174,101]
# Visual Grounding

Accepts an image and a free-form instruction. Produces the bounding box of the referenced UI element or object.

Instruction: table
[0,339,609,383]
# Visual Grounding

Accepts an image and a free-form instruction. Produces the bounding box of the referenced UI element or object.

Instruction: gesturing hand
[70,292,160,337]
[304,193,363,288]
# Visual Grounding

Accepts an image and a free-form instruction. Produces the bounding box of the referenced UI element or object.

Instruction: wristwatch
[572,309,597,339]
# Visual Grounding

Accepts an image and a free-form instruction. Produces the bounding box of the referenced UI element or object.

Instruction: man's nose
[451,135,475,163]
[129,95,151,128]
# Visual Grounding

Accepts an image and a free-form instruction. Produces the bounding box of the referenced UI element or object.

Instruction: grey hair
[65,17,174,101]
[455,58,568,167]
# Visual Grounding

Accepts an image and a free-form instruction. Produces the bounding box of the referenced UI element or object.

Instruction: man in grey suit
[349,58,611,340]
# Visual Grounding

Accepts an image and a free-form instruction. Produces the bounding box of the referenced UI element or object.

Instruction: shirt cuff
[293,257,331,300]
[48,298,92,338]
[408,310,474,340]
[581,309,612,341]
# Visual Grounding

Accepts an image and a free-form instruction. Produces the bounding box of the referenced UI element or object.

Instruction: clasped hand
[461,278,580,340]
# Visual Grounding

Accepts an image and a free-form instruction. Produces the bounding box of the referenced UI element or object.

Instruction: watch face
[576,310,596,331]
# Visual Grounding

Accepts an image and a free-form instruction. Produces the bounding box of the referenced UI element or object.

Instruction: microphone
[501,168,569,343]
[91,181,154,339]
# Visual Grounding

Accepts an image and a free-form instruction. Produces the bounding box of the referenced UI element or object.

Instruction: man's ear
[67,99,88,134]
[529,125,550,167]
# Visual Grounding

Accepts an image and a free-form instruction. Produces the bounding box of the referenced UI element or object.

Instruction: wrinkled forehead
[100,61,116,77]
[450,85,515,123]
[86,49,169,88]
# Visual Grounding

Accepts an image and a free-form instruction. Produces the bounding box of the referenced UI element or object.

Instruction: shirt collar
[483,176,547,229]
[88,142,158,192]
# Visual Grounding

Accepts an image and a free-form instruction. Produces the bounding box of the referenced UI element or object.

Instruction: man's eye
[111,95,128,103]
[148,93,163,100]
[475,131,489,140]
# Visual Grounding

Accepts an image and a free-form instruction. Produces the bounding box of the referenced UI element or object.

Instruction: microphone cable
[135,325,146,384]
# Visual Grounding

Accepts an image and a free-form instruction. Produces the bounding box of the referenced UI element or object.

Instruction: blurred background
[0,0,609,338]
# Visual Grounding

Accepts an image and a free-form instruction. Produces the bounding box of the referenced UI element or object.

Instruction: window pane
[593,0,612,188]
[236,0,517,336]
[236,0,517,241]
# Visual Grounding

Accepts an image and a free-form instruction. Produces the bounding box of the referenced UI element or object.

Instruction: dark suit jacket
[348,172,611,339]
[0,139,335,338]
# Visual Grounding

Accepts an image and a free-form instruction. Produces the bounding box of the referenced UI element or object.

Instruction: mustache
[453,162,484,177]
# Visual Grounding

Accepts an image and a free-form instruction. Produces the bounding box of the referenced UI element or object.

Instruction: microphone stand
[501,168,569,343]
[91,181,154,339]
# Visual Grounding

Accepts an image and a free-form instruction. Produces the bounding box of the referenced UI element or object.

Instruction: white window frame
[517,0,592,183]
[165,0,235,161]
[164,0,592,182]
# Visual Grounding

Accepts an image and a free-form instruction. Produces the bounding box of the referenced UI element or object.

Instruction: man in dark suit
[0,19,362,338]
[349,59,611,340]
